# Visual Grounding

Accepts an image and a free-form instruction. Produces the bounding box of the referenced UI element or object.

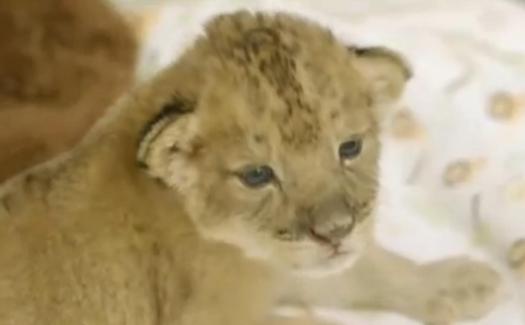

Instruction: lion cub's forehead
[199,11,371,149]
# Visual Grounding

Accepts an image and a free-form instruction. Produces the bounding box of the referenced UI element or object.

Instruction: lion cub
[0,11,501,325]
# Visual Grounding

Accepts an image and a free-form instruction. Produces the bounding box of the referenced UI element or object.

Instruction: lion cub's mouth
[307,226,352,258]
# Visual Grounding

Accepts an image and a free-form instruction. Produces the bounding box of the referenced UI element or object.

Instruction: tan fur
[0,11,502,325]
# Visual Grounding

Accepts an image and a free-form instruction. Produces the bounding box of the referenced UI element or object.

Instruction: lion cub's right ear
[137,97,200,189]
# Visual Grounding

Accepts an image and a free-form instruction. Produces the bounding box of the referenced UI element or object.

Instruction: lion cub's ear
[137,96,200,189]
[351,46,412,106]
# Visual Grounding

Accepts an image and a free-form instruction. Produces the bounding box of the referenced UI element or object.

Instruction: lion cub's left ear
[351,46,412,106]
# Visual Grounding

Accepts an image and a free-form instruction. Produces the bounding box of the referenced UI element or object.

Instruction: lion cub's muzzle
[307,217,355,249]
[277,194,357,249]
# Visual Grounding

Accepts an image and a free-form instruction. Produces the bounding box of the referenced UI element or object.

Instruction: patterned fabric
[117,0,525,323]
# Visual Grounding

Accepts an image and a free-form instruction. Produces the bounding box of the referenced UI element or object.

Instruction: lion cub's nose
[308,218,354,247]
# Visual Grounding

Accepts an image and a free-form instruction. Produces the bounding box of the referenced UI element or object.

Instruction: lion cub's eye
[338,139,363,161]
[237,165,275,188]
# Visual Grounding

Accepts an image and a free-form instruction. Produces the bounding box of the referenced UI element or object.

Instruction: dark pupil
[339,139,362,159]
[240,165,274,187]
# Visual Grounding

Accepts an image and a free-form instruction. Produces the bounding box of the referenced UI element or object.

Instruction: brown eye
[338,139,362,160]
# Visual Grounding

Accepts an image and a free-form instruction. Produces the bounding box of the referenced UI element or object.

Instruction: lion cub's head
[137,11,410,276]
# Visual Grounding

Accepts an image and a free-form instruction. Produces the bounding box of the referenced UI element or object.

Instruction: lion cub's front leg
[291,243,503,324]
[349,244,503,323]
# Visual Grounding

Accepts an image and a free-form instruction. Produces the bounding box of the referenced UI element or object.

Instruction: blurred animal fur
[0,0,137,182]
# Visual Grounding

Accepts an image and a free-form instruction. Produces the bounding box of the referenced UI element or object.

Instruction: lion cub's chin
[239,242,360,278]
[290,251,360,278]
[195,223,360,278]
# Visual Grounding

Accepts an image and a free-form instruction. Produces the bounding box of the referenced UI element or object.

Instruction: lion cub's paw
[422,258,503,324]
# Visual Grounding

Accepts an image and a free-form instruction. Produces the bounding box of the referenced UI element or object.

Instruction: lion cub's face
[138,12,410,276]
